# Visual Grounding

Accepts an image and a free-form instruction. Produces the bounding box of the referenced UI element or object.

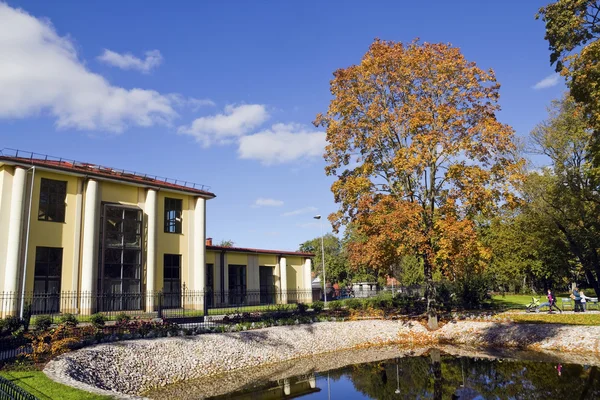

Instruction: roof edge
[207,245,314,257]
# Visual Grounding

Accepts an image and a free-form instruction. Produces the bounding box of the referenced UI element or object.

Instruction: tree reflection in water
[212,352,600,399]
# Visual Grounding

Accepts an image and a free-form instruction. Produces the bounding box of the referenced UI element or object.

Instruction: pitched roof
[0,151,215,198]
[207,245,314,257]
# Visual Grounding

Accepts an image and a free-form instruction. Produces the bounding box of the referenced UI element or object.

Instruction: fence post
[157,291,163,319]
[203,288,209,322]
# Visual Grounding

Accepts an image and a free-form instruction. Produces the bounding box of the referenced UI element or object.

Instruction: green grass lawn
[0,370,113,400]
[499,311,600,325]
[491,293,573,310]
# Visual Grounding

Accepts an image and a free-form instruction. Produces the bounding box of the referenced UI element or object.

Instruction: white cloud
[282,206,318,217]
[0,3,177,132]
[253,198,284,207]
[178,104,269,147]
[238,123,326,165]
[532,73,561,90]
[168,94,215,110]
[98,49,163,73]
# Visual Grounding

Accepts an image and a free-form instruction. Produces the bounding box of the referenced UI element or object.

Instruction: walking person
[547,289,562,313]
[572,287,582,312]
[580,289,591,312]
[538,289,562,313]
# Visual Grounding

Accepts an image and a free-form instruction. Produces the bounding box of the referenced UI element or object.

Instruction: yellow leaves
[318,38,524,280]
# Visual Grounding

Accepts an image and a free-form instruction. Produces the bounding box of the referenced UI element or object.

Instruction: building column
[194,197,206,309]
[303,258,312,303]
[145,189,158,312]
[3,167,27,317]
[80,179,99,315]
[280,256,287,304]
[70,179,84,313]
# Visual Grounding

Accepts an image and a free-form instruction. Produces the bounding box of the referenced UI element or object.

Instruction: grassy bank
[0,370,112,400]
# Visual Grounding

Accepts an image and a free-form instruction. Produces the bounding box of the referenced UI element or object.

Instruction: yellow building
[0,150,313,317]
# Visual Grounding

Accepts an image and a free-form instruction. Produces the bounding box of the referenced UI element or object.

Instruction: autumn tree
[537,1,600,121]
[537,1,600,168]
[315,39,523,328]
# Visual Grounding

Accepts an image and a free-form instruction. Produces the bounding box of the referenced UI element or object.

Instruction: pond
[147,347,600,399]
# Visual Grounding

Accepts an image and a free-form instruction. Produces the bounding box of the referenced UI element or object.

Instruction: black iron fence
[0,374,38,400]
[0,289,315,322]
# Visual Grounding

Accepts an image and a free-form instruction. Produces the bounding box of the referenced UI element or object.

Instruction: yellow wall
[286,256,305,290]
[24,171,80,294]
[258,254,277,266]
[156,191,191,292]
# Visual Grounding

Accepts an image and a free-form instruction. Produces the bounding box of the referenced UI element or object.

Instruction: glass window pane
[123,264,139,279]
[105,249,121,264]
[35,247,48,263]
[105,263,121,279]
[123,250,139,265]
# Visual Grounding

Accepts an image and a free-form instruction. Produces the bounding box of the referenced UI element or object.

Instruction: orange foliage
[315,39,524,285]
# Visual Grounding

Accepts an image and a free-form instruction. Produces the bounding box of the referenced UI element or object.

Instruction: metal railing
[0,148,211,192]
[0,374,38,400]
[0,289,315,321]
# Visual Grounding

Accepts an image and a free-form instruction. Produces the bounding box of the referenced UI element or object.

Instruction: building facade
[0,151,313,317]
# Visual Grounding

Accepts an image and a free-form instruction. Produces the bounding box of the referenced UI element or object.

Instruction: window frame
[164,197,183,234]
[38,178,67,223]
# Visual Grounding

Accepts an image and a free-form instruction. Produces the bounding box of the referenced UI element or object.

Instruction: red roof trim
[0,156,216,198]
[207,245,314,257]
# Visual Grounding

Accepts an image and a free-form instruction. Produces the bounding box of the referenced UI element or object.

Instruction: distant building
[0,150,312,317]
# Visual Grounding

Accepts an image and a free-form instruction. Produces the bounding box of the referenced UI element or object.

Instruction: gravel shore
[43,320,600,399]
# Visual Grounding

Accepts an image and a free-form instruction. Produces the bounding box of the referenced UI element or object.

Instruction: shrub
[22,303,32,332]
[34,315,52,331]
[115,312,131,325]
[436,281,456,312]
[59,313,78,326]
[297,303,309,314]
[455,276,490,309]
[90,313,106,328]
[328,300,342,311]
[312,301,324,313]
[0,316,24,336]
[344,298,362,310]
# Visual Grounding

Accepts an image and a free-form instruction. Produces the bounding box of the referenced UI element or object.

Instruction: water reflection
[207,352,600,399]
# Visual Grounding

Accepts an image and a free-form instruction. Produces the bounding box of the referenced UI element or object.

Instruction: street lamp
[314,215,327,308]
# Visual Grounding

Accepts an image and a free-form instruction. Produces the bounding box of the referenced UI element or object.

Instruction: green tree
[484,208,574,293]
[299,233,350,284]
[527,96,600,296]
[537,1,600,170]
[216,239,235,247]
[537,1,600,124]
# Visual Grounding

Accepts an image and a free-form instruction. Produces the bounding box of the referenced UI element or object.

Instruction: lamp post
[314,215,327,309]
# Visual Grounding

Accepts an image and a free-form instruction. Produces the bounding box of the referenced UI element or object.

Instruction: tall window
[38,178,67,222]
[259,266,275,304]
[98,204,143,311]
[33,247,63,314]
[164,198,182,233]
[163,254,181,308]
[228,265,246,305]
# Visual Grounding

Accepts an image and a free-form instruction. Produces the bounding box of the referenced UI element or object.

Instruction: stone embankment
[44,320,600,399]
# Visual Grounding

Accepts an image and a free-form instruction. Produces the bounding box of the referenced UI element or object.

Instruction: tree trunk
[423,254,438,330]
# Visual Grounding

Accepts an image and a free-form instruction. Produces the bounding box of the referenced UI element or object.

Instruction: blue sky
[1,0,564,251]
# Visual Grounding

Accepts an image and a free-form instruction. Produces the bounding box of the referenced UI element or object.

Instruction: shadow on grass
[477,322,567,350]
